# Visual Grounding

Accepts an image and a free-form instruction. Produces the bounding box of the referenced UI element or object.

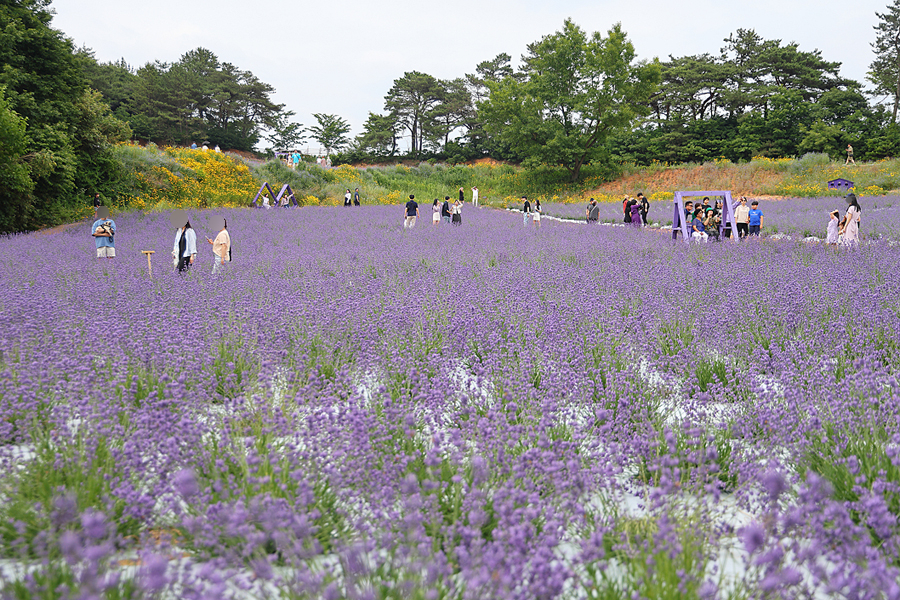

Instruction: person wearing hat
[838,193,861,246]
[91,206,116,259]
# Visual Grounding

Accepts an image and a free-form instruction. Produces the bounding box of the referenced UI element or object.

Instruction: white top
[734,205,750,223]
[173,227,197,258]
[472,188,479,201]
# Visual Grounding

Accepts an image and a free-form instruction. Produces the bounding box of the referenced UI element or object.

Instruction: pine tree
[869,0,900,122]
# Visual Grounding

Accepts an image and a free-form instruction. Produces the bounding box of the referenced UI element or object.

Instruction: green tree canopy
[479,20,660,181]
[308,113,351,156]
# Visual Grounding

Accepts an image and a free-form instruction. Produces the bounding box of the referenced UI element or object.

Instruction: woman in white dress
[432,199,441,225]
[838,193,861,247]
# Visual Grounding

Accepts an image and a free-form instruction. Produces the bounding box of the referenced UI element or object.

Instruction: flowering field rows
[1,206,899,599]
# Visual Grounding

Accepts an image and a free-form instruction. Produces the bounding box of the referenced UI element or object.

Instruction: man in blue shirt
[748,201,763,236]
[91,206,116,259]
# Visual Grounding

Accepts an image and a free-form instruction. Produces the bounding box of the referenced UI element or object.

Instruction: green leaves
[308,113,351,156]
[480,20,660,182]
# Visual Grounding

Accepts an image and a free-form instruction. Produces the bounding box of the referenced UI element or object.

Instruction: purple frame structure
[671,190,739,244]
[251,183,299,208]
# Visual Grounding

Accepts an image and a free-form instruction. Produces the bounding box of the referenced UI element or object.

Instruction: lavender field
[1,205,899,599]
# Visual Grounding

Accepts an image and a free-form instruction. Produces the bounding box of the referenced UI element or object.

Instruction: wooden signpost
[142,250,155,279]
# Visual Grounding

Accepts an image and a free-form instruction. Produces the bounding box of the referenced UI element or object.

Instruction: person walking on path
[171,211,197,273]
[354,188,361,206]
[472,186,479,207]
[404,195,419,229]
[91,206,116,259]
[522,196,531,226]
[206,216,231,274]
[748,201,763,237]
[846,144,855,165]
[441,197,452,224]
[533,198,542,228]
[838,193,861,246]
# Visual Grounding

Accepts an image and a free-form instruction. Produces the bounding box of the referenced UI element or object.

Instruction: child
[826,210,840,245]
[748,201,763,236]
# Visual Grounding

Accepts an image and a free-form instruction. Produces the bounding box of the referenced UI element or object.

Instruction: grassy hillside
[95,146,900,218]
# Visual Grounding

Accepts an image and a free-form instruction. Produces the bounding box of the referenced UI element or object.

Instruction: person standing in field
[172,211,197,273]
[206,216,231,274]
[459,187,465,204]
[404,195,419,229]
[344,189,352,207]
[586,198,600,224]
[432,199,441,226]
[91,206,116,259]
[638,193,649,225]
[452,197,462,226]
[92,192,102,217]
[839,193,861,246]
[623,196,631,223]
[533,198,542,228]
[826,210,840,245]
[354,188,361,206]
[441,197,452,224]
[629,199,642,227]
[472,186,479,207]
[734,197,750,239]
[846,144,855,165]
[748,201,763,236]
[522,196,531,226]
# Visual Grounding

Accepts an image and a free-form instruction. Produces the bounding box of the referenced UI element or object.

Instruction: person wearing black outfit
[441,197,451,224]
[354,188,361,206]
[459,187,465,203]
[638,193,649,226]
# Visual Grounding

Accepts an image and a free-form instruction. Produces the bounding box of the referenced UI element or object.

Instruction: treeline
[345,26,900,169]
[612,29,900,164]
[0,0,131,233]
[76,47,285,152]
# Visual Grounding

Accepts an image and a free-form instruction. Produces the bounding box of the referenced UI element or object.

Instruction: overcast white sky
[51,0,890,146]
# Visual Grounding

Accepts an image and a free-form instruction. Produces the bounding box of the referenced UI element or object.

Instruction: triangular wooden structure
[251,182,278,208]
[671,191,739,244]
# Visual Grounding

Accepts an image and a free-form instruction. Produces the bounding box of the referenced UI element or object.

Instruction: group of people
[405,187,480,229]
[683,196,761,242]
[522,196,542,227]
[344,189,361,206]
[91,204,232,275]
[826,193,862,246]
[621,193,651,226]
[189,142,221,153]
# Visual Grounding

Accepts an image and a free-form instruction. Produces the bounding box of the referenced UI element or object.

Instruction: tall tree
[384,71,443,157]
[308,113,351,156]
[356,112,398,156]
[869,0,900,122]
[480,20,660,181]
